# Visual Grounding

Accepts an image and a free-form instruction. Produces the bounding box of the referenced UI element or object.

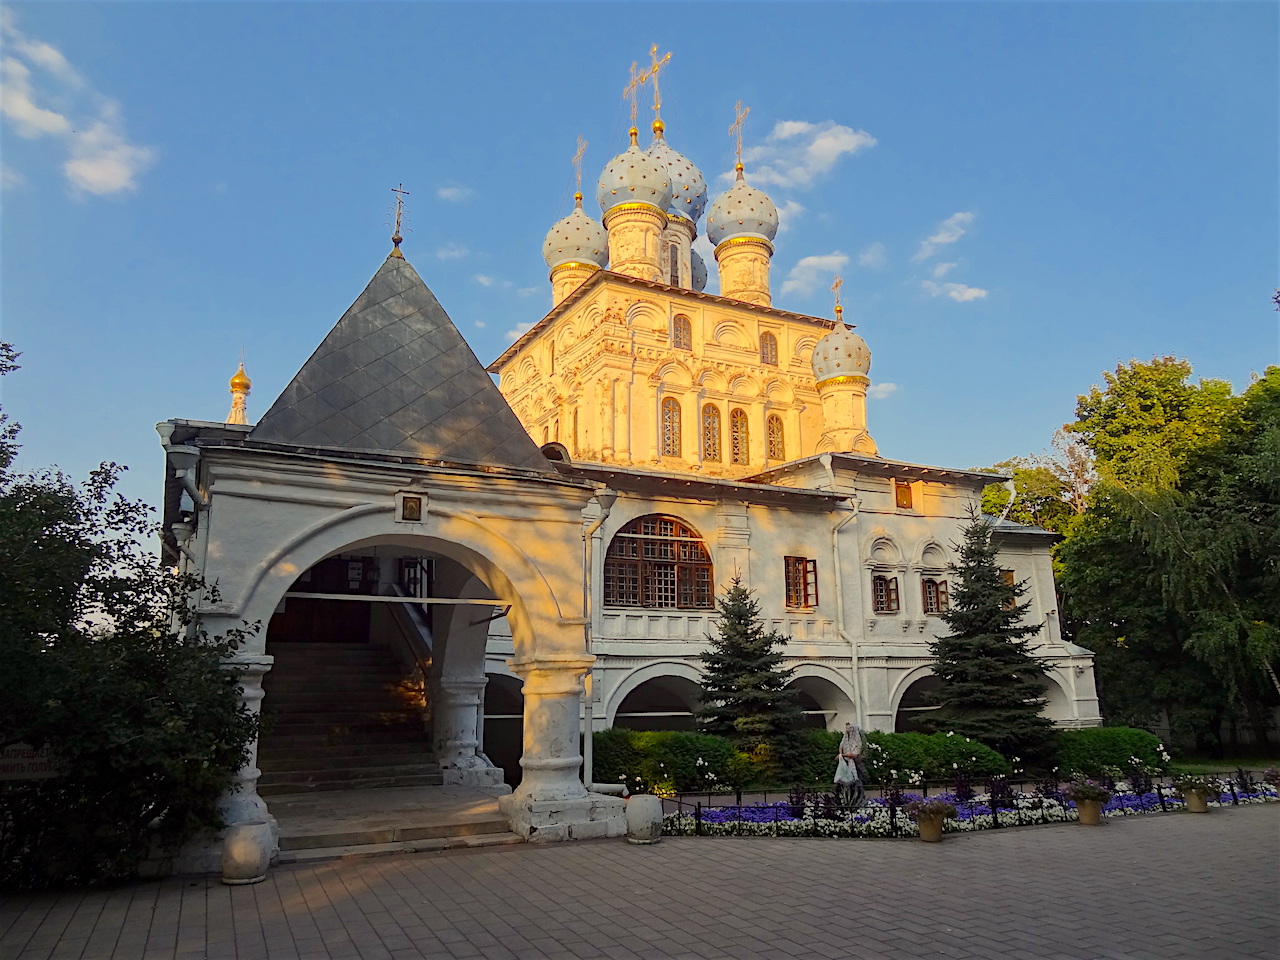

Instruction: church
[156,69,1100,867]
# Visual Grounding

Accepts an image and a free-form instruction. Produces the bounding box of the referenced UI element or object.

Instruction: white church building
[157,103,1100,864]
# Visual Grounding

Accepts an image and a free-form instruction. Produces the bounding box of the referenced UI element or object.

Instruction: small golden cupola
[811,278,876,455]
[544,137,609,306]
[706,101,779,306]
[227,361,252,425]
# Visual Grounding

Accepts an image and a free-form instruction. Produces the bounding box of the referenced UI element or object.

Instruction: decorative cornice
[815,374,870,389]
[713,236,774,259]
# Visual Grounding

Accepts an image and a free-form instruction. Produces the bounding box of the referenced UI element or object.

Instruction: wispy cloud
[914,211,975,262]
[780,251,849,296]
[475,273,512,289]
[437,185,473,202]
[922,280,988,302]
[516,286,541,298]
[504,321,536,341]
[868,382,899,399]
[857,241,887,270]
[932,261,957,278]
[776,199,805,234]
[1,164,25,190]
[737,120,876,190]
[0,12,153,195]
[435,242,469,260]
[474,320,486,329]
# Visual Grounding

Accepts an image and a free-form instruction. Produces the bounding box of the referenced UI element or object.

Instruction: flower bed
[662,782,1279,839]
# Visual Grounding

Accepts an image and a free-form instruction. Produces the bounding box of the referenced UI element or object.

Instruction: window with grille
[669,244,680,286]
[760,331,779,366]
[604,516,714,609]
[785,557,818,609]
[766,414,785,460]
[1000,569,1017,610]
[895,480,914,509]
[730,408,749,464]
[672,315,693,351]
[922,578,949,614]
[873,575,900,613]
[702,404,722,462]
[660,397,682,457]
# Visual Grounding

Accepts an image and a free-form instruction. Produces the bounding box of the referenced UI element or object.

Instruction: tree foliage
[0,345,258,889]
[927,512,1057,768]
[697,578,802,757]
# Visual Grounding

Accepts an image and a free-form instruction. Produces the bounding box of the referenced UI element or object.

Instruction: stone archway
[786,671,858,731]
[894,674,943,733]
[612,675,703,732]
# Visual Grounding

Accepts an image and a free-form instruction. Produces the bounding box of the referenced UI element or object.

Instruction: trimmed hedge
[1057,727,1165,776]
[594,727,1012,792]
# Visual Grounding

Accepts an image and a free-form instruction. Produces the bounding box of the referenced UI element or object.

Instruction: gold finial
[623,60,652,137]
[832,275,845,324]
[227,355,251,425]
[390,183,410,258]
[647,44,672,127]
[729,100,751,173]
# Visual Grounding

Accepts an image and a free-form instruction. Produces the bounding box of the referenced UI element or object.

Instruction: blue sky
[2,1,1276,509]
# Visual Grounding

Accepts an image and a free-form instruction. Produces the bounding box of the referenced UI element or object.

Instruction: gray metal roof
[252,254,551,474]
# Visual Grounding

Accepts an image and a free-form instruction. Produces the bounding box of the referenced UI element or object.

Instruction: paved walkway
[2,803,1275,960]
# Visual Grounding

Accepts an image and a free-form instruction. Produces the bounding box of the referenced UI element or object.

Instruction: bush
[591,729,754,793]
[787,729,1011,787]
[1056,727,1165,776]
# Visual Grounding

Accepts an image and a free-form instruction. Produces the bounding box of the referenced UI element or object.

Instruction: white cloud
[504,321,536,341]
[475,273,516,290]
[474,320,486,329]
[780,251,849,296]
[0,15,152,195]
[776,199,805,234]
[736,120,876,190]
[922,280,988,302]
[914,211,975,261]
[437,185,473,202]
[857,241,887,270]
[932,261,957,278]
[2,164,25,190]
[516,286,541,298]
[435,242,469,260]
[868,382,899,399]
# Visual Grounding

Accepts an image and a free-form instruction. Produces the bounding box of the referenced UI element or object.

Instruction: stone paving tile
[3,804,1277,959]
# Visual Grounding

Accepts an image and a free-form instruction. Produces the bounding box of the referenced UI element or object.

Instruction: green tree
[0,345,258,889]
[981,430,1094,536]
[697,578,802,758]
[927,511,1056,767]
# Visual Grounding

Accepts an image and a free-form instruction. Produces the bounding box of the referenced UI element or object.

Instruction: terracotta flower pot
[1076,798,1103,826]
[1183,790,1211,814]
[916,813,945,842]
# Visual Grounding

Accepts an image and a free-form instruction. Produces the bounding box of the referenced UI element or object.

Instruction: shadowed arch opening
[895,675,943,733]
[613,675,703,732]
[786,674,858,731]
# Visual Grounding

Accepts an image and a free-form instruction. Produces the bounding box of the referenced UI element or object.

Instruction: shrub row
[1056,726,1165,776]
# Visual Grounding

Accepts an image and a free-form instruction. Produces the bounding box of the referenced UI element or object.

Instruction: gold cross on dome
[832,274,845,322]
[572,136,588,191]
[647,44,672,118]
[729,100,751,166]
[622,61,650,127]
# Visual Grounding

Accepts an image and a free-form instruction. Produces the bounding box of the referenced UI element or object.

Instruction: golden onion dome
[229,363,251,392]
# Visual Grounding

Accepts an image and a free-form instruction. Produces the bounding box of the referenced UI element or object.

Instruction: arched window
[604,515,714,609]
[660,397,682,457]
[760,331,779,366]
[729,408,749,465]
[672,315,693,351]
[701,404,722,462]
[766,414,785,460]
[873,575,900,613]
[668,243,680,286]
[922,578,949,614]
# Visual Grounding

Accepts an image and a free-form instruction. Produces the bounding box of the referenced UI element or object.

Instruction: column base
[443,766,510,790]
[498,792,627,843]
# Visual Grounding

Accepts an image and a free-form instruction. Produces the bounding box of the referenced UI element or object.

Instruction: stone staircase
[258,641,443,796]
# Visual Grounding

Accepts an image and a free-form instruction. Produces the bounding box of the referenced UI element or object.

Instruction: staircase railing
[382,583,434,681]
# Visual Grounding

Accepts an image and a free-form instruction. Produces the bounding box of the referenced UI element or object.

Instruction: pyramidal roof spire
[251,254,551,473]
[390,183,409,259]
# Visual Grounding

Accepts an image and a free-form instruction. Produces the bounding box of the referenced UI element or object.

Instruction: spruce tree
[928,511,1057,767]
[697,577,803,751]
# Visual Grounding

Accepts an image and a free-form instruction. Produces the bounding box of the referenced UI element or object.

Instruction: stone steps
[275,832,523,865]
[260,771,444,797]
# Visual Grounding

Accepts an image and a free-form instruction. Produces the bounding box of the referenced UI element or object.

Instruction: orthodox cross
[572,136,588,193]
[622,61,650,130]
[647,44,672,120]
[729,100,751,167]
[390,183,410,257]
[832,274,846,324]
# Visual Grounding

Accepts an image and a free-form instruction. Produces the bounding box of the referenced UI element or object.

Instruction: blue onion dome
[543,192,608,269]
[647,119,707,222]
[706,163,779,246]
[811,319,871,382]
[596,127,673,214]
[690,249,708,292]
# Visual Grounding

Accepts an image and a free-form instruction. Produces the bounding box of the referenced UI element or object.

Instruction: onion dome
[647,120,707,222]
[542,192,608,269]
[596,128,673,214]
[811,323,871,382]
[229,363,251,392]
[690,249,708,292]
[706,164,779,246]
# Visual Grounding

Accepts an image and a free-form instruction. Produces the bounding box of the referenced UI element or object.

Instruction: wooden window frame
[922,578,950,614]
[872,574,900,614]
[1000,569,1017,610]
[760,331,779,366]
[729,407,749,465]
[672,315,693,351]
[603,516,714,610]
[766,414,785,461]
[785,556,819,609]
[660,397,682,457]
[701,404,722,462]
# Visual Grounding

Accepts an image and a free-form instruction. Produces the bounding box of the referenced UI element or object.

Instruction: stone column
[550,262,599,306]
[498,653,626,842]
[436,677,503,786]
[715,237,774,306]
[603,204,667,282]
